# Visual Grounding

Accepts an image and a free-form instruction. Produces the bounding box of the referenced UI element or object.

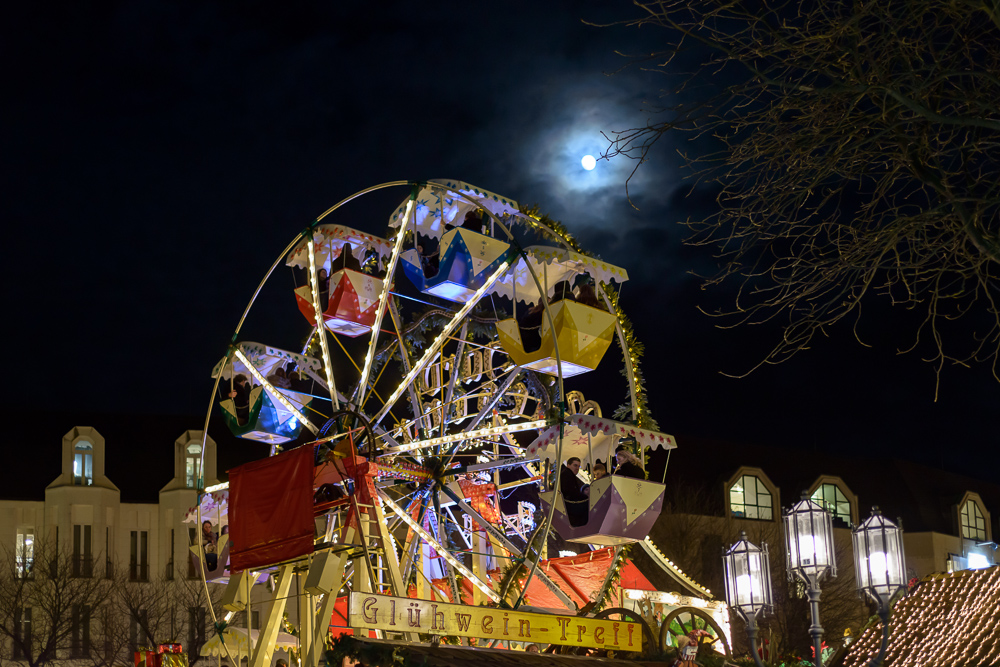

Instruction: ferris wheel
[197,180,677,664]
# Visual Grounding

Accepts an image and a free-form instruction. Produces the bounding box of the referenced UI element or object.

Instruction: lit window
[74,440,93,486]
[16,529,33,579]
[811,483,852,527]
[730,475,773,520]
[185,443,202,489]
[961,499,987,541]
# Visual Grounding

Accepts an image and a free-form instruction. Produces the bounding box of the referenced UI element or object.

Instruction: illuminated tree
[605,0,1000,393]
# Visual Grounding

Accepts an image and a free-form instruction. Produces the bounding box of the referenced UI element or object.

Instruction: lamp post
[784,493,836,667]
[722,533,773,667]
[853,507,907,667]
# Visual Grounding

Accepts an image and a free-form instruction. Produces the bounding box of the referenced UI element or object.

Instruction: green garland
[591,544,633,613]
[515,206,658,432]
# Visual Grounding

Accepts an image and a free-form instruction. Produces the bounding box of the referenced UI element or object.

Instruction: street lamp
[853,507,907,667]
[784,493,836,667]
[722,532,773,667]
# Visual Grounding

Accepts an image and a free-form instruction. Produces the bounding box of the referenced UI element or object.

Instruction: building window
[961,499,987,541]
[71,605,91,658]
[130,531,149,582]
[166,529,175,581]
[188,607,206,653]
[13,607,31,659]
[231,610,260,630]
[811,483,852,527]
[186,443,202,489]
[73,525,93,578]
[106,527,114,579]
[730,475,773,520]
[74,440,94,486]
[16,528,34,579]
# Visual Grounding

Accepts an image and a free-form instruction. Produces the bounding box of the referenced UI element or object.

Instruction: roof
[331,636,663,667]
[842,565,1000,667]
[650,434,1000,535]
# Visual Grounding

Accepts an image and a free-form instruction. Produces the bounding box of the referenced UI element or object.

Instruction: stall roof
[842,565,1000,667]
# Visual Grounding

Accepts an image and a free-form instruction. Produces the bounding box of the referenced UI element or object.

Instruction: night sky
[3,1,997,498]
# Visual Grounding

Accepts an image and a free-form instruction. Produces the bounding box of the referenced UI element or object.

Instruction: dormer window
[811,483,852,528]
[74,441,93,486]
[729,474,773,520]
[961,498,987,541]
[185,443,202,489]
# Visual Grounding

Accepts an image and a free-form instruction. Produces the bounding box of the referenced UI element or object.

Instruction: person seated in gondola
[416,235,440,278]
[518,301,545,353]
[592,462,607,480]
[461,209,485,233]
[613,445,645,480]
[549,280,576,304]
[362,247,386,279]
[573,275,603,309]
[267,367,292,389]
[560,457,589,526]
[317,267,330,310]
[227,374,251,425]
[333,243,363,273]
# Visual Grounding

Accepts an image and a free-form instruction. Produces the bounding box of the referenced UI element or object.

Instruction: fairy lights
[384,419,548,455]
[205,482,229,493]
[378,490,501,603]
[308,238,340,410]
[372,259,512,427]
[233,348,318,434]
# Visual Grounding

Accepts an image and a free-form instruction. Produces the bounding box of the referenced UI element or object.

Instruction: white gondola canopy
[388,179,525,236]
[285,224,394,270]
[211,342,323,382]
[527,414,676,465]
[489,245,629,305]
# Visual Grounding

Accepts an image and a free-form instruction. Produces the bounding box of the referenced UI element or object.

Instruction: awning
[200,628,299,658]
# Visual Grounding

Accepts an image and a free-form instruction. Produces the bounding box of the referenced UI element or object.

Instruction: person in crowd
[317,267,330,311]
[592,462,607,480]
[518,301,545,352]
[335,243,363,273]
[560,457,589,526]
[549,280,576,305]
[574,275,603,309]
[613,445,645,479]
[228,374,251,425]
[417,235,440,278]
[201,520,218,570]
[267,367,292,389]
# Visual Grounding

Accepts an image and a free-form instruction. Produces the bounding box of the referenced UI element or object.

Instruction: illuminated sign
[348,593,643,651]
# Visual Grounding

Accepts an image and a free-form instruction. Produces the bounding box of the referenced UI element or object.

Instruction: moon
[581,155,597,171]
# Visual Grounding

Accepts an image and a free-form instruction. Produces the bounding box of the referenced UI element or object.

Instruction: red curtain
[230,445,314,571]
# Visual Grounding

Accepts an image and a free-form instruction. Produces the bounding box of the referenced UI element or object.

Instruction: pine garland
[514,206,658,431]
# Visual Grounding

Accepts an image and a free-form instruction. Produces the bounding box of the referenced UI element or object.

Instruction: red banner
[230,445,314,571]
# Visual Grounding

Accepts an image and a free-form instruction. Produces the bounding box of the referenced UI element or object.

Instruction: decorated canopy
[211,342,323,382]
[489,246,629,305]
[527,414,676,465]
[200,628,299,657]
[285,224,393,270]
[184,491,229,528]
[388,179,524,235]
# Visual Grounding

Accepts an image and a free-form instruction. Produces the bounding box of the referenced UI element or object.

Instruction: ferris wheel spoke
[354,197,415,407]
[439,485,574,609]
[370,259,514,429]
[441,320,469,426]
[232,347,319,435]
[380,490,501,604]
[307,236,341,410]
[385,298,431,435]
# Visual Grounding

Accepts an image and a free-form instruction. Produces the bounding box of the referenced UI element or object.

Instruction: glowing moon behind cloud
[581,154,596,170]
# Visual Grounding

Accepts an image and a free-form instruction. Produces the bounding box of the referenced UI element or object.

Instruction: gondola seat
[293,268,384,337]
[496,300,617,377]
[539,476,665,546]
[218,386,312,444]
[400,228,510,302]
